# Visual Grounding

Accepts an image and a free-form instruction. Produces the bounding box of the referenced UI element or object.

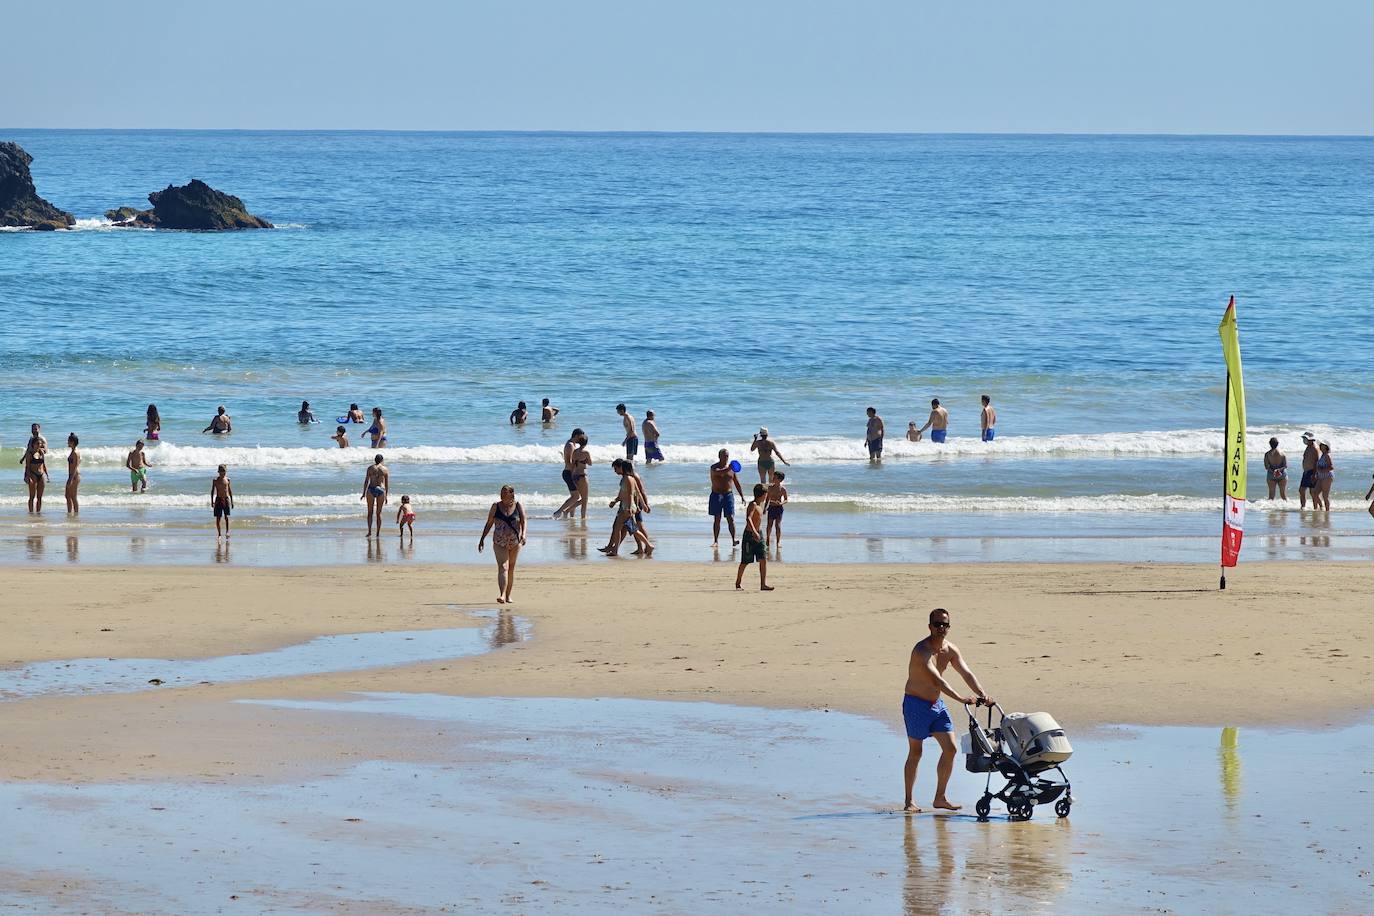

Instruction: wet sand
[2,694,1369,913]
[3,561,1372,911]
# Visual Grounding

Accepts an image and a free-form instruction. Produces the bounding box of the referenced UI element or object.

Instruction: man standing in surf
[903,608,993,813]
[918,399,949,443]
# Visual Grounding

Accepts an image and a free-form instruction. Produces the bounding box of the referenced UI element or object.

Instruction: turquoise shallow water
[4,131,1374,555]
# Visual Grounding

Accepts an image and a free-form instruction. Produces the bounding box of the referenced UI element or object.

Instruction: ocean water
[3,131,1373,561]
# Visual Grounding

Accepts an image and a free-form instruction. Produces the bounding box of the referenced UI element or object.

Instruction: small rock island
[106,179,273,230]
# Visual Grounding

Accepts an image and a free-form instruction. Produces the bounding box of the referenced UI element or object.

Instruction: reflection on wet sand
[65,535,78,563]
[903,815,954,915]
[214,539,231,564]
[366,537,385,563]
[1219,726,1241,816]
[489,608,522,649]
[25,535,43,561]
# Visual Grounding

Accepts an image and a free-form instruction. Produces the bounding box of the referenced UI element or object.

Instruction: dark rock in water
[105,205,159,228]
[0,141,75,231]
[144,179,272,230]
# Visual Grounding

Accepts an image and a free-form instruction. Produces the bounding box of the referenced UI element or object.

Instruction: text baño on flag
[1218,296,1246,568]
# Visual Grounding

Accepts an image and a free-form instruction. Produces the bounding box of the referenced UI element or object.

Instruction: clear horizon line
[3,127,1373,139]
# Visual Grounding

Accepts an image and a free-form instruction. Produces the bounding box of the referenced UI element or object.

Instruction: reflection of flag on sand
[1219,297,1247,569]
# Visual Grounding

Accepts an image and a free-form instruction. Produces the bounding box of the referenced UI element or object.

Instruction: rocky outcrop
[0,142,75,231]
[106,179,272,230]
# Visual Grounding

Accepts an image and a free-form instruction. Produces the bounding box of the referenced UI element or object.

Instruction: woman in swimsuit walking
[65,433,81,514]
[145,405,161,441]
[1315,441,1335,510]
[479,484,527,604]
[570,434,593,519]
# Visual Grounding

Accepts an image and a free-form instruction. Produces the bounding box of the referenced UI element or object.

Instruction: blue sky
[6,0,1372,133]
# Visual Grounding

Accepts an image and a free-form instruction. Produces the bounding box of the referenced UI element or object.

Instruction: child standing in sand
[765,471,788,546]
[735,484,774,591]
[396,495,416,538]
[211,464,234,538]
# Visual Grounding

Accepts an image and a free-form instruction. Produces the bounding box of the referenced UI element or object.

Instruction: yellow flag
[1218,296,1246,567]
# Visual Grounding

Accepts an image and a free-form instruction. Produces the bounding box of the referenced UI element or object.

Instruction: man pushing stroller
[902,607,994,813]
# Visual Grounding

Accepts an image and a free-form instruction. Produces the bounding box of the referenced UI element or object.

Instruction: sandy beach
[4,561,1371,785]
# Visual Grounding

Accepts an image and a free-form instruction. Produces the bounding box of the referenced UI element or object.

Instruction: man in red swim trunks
[902,607,994,813]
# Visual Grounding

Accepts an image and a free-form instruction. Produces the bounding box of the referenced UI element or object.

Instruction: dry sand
[2,561,1371,783]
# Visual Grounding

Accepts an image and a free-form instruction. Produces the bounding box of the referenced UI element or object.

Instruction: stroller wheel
[1054,798,1071,818]
[975,795,991,819]
[1007,801,1032,821]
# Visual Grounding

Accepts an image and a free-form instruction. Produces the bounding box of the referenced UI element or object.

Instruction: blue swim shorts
[708,491,735,518]
[867,436,883,456]
[624,436,640,457]
[902,695,953,741]
[931,429,947,444]
[982,428,996,442]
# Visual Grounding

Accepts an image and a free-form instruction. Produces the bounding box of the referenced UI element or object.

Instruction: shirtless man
[1263,437,1288,501]
[617,403,638,460]
[735,484,773,591]
[541,398,559,422]
[203,405,232,434]
[554,427,586,518]
[902,608,993,813]
[210,464,235,538]
[750,427,789,484]
[125,439,151,493]
[918,399,949,444]
[642,411,664,463]
[709,449,745,546]
[980,395,997,442]
[361,454,390,538]
[865,407,885,461]
[906,422,922,442]
[1299,432,1319,508]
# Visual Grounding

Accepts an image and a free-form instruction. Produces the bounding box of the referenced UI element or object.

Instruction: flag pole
[1220,372,1229,591]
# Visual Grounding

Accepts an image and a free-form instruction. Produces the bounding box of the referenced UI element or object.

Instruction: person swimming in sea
[510,401,528,425]
[541,398,559,422]
[202,405,232,434]
[347,403,366,423]
[332,425,350,448]
[298,400,316,424]
[145,404,161,441]
[365,407,387,447]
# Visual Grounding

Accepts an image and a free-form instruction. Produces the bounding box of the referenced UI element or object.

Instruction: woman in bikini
[479,484,527,604]
[366,407,388,448]
[21,426,48,513]
[570,434,593,519]
[65,433,81,514]
[1263,437,1288,501]
[145,405,161,441]
[360,454,389,537]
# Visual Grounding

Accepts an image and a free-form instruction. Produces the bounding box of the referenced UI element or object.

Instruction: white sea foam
[58,424,1374,469]
[4,491,1366,514]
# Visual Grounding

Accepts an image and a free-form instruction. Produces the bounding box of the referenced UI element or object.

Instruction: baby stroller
[962,700,1073,821]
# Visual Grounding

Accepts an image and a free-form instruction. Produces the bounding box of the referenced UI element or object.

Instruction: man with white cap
[1299,431,1319,508]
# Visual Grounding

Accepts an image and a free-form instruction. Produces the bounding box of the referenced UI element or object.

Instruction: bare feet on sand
[904,802,922,813]
[932,798,962,811]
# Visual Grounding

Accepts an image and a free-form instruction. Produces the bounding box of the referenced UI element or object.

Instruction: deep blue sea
[3,131,1373,563]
